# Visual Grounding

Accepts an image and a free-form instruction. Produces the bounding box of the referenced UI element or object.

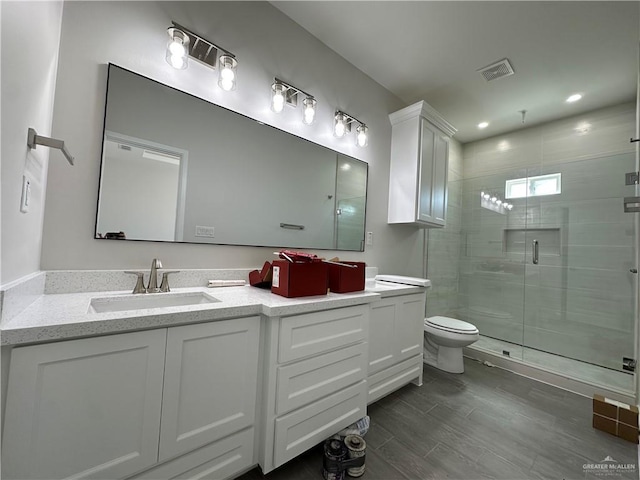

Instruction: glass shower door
[522,153,637,390]
[457,171,528,360]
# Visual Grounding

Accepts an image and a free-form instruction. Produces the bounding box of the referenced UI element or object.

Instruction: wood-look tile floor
[238,359,638,480]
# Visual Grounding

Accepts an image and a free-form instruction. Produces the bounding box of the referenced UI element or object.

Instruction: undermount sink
[88,292,220,314]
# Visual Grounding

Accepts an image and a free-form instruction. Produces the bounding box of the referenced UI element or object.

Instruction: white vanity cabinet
[259,305,370,474]
[388,100,457,228]
[367,293,426,403]
[2,317,260,480]
[2,330,167,480]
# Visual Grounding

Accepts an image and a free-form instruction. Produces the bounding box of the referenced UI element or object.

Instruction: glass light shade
[218,55,237,91]
[334,113,347,138]
[356,124,368,147]
[271,82,285,113]
[302,97,317,125]
[166,28,190,70]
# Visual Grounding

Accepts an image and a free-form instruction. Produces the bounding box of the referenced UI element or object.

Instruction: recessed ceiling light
[477,121,489,129]
[566,93,582,103]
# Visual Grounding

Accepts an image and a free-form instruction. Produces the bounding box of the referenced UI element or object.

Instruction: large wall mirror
[96,64,368,251]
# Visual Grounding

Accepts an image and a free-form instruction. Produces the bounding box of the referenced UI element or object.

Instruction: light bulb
[169,54,185,70]
[491,196,497,203]
[218,55,237,91]
[334,114,347,138]
[483,193,490,200]
[507,204,513,210]
[496,199,502,206]
[302,97,316,125]
[356,124,368,147]
[271,83,285,113]
[166,27,189,70]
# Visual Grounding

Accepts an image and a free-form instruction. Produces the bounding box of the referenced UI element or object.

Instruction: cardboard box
[592,394,639,444]
[328,262,366,293]
[271,260,328,298]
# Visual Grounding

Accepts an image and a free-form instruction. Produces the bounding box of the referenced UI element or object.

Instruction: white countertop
[1,280,425,346]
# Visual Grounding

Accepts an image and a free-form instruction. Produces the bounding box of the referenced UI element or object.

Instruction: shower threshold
[465,336,634,404]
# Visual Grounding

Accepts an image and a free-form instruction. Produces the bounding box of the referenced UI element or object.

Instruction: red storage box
[328,261,366,293]
[271,260,328,298]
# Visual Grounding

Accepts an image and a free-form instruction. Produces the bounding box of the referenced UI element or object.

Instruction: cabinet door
[417,121,436,223]
[368,298,398,375]
[431,131,449,225]
[2,329,166,480]
[418,120,448,227]
[159,317,260,461]
[395,294,426,363]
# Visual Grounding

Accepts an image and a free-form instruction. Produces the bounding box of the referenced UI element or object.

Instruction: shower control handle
[532,239,539,265]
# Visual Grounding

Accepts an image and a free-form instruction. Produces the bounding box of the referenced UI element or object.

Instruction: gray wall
[39,1,427,275]
[1,1,64,285]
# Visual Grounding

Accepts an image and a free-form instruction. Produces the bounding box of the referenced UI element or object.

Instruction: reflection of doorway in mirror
[97,131,188,242]
[334,156,367,250]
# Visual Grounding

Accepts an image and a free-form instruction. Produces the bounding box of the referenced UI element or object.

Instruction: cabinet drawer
[276,342,367,415]
[368,355,422,404]
[278,305,368,363]
[130,427,254,480]
[274,381,367,468]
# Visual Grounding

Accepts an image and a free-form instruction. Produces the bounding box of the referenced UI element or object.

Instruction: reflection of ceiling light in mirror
[477,121,489,129]
[575,122,592,134]
[566,93,582,103]
[340,163,352,171]
[497,140,510,151]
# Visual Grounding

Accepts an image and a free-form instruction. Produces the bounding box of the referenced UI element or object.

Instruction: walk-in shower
[427,103,638,400]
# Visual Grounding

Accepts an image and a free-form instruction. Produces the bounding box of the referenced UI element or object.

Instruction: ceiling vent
[478,58,515,82]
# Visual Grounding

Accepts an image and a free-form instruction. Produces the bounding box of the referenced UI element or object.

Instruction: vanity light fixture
[334,110,369,147]
[270,78,317,125]
[166,22,238,91]
[166,27,190,70]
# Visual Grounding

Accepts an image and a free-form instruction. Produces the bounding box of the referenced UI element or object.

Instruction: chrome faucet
[147,258,163,293]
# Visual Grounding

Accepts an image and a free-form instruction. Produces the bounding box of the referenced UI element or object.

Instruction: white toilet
[423,316,479,373]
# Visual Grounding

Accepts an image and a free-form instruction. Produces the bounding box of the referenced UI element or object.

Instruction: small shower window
[505,173,561,199]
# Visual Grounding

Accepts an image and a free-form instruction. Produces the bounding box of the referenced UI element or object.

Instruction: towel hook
[27,128,74,165]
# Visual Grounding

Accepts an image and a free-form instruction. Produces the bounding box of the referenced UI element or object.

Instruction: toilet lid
[426,316,478,334]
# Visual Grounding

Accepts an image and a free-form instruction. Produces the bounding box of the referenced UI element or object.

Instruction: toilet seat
[426,316,479,335]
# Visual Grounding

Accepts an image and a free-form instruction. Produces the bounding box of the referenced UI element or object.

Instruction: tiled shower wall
[426,139,463,317]
[428,102,637,371]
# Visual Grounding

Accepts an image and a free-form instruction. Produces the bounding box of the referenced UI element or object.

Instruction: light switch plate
[366,231,373,246]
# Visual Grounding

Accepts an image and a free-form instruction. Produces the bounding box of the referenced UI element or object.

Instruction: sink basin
[89,292,219,313]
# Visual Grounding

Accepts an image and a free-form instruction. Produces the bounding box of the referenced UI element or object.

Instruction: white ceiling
[272,1,639,143]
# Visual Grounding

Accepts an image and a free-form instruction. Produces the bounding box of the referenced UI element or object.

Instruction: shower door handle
[532,239,539,265]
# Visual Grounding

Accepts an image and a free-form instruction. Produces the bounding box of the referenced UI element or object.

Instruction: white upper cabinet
[388,101,456,228]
